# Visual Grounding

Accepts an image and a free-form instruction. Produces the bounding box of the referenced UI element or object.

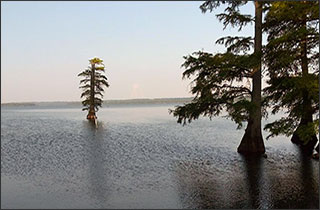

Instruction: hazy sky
[1,1,254,103]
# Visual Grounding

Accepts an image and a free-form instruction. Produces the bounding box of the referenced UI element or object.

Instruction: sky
[1,1,255,103]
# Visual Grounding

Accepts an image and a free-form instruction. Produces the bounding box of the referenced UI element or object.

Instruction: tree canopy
[263,1,319,149]
[78,57,109,120]
[171,1,266,154]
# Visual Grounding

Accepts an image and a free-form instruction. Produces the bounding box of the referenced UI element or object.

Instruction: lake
[1,103,319,208]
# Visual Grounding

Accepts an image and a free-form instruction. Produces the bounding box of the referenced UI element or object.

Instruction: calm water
[1,104,319,209]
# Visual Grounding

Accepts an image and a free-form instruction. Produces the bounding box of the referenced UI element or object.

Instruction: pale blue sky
[1,1,254,103]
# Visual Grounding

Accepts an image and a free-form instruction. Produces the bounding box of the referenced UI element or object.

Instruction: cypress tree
[263,1,319,154]
[78,57,109,121]
[171,1,267,154]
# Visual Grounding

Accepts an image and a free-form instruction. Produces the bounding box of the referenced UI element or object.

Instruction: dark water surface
[1,105,319,209]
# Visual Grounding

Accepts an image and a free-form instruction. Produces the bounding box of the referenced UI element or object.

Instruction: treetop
[89,57,104,65]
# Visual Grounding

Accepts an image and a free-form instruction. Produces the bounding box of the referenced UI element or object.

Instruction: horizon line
[1,96,193,105]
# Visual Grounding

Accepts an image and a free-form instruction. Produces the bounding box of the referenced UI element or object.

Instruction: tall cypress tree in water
[78,58,109,120]
[263,1,319,153]
[170,1,267,154]
[237,1,264,154]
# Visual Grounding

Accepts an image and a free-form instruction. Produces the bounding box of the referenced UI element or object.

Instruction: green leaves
[216,11,252,31]
[78,57,109,113]
[264,117,297,140]
[80,89,91,98]
[171,50,255,127]
[174,1,319,146]
[226,98,252,129]
[173,0,263,128]
[200,1,248,15]
[216,36,253,53]
[263,1,319,142]
[89,57,104,65]
[200,1,252,31]
[263,74,319,139]
[78,70,91,77]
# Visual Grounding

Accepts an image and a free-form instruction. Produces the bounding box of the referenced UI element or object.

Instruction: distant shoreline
[1,97,193,107]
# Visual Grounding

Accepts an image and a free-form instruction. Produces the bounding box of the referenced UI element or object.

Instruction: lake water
[1,104,319,209]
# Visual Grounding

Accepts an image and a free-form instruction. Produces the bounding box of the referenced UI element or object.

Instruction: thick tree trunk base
[238,132,265,154]
[238,121,265,154]
[291,132,318,155]
[87,113,97,121]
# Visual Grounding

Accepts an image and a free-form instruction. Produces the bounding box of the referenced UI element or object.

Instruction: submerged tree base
[291,132,318,155]
[87,113,97,120]
[237,135,266,155]
[87,114,98,128]
[237,123,265,154]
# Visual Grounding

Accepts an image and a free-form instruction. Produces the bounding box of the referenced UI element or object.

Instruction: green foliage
[264,117,298,139]
[90,57,104,65]
[78,57,109,113]
[266,118,319,144]
[170,50,259,128]
[200,0,252,31]
[264,75,318,116]
[171,1,263,129]
[263,1,319,142]
[173,1,318,145]
[295,121,319,145]
[216,36,253,53]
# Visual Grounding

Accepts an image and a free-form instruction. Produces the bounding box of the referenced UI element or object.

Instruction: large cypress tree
[78,57,109,121]
[171,1,267,154]
[263,1,319,153]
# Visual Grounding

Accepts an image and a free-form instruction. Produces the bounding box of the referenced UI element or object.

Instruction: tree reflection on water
[83,121,111,208]
[174,149,319,209]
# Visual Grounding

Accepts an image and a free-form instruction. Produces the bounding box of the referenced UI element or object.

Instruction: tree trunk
[237,1,265,154]
[87,63,96,120]
[291,15,318,154]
